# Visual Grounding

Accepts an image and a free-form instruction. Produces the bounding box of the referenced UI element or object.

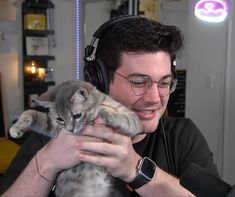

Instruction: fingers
[42,132,80,170]
[77,126,131,165]
[82,123,125,144]
[73,123,140,181]
[76,140,115,156]
[76,133,139,180]
[79,121,132,159]
[78,153,112,167]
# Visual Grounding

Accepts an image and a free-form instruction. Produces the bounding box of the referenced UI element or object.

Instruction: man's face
[109,51,171,134]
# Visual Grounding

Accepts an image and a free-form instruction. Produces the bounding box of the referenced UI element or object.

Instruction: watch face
[140,157,157,180]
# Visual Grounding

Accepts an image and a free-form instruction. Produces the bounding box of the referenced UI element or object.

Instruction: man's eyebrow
[161,74,174,80]
[127,73,174,80]
[128,73,149,77]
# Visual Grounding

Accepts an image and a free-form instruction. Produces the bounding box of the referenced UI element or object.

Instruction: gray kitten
[10,80,142,197]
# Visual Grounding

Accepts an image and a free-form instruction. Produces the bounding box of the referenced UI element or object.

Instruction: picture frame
[26,36,49,56]
[24,13,46,30]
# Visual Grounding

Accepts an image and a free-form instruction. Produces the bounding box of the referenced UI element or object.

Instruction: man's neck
[132,133,146,144]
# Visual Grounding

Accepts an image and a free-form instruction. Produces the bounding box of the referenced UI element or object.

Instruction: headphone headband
[85,15,140,61]
[84,15,141,94]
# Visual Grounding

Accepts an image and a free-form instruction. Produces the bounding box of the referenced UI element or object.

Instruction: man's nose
[144,83,161,101]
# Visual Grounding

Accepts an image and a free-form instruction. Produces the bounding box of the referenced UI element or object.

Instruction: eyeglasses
[114,72,177,96]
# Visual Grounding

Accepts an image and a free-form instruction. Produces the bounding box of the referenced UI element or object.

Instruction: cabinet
[167,70,186,117]
[21,0,55,109]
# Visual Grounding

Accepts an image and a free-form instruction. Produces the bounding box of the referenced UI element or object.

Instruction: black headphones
[83,15,140,94]
[83,15,177,94]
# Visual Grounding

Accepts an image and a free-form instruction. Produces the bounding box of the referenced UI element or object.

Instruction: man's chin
[137,114,161,133]
[141,122,159,134]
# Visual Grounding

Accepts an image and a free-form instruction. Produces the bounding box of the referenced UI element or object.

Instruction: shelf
[22,2,54,9]
[22,0,55,110]
[24,55,55,61]
[25,81,55,88]
[23,30,55,36]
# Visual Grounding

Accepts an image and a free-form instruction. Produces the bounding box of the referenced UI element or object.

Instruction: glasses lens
[127,74,177,96]
[157,78,175,96]
[170,79,177,93]
[129,75,151,95]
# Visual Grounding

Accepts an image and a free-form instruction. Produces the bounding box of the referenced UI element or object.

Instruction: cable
[160,117,174,174]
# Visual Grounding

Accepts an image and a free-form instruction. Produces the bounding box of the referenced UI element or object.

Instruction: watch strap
[128,157,157,190]
[128,173,151,189]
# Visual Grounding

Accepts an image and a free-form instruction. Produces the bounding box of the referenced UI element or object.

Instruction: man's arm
[2,151,56,197]
[1,130,87,197]
[135,167,194,196]
[78,122,195,197]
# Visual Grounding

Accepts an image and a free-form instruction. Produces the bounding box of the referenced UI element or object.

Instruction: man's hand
[76,118,141,182]
[38,128,104,178]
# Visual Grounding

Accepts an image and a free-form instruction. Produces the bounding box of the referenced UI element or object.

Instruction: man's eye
[131,80,146,87]
[130,77,148,87]
[158,81,171,88]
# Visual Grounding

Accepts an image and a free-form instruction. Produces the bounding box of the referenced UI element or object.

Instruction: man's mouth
[134,109,156,120]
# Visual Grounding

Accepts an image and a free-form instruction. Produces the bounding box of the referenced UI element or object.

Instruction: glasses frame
[114,71,177,96]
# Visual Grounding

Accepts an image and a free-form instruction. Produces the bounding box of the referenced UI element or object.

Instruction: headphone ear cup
[172,65,176,79]
[171,58,177,79]
[83,59,109,94]
[96,58,109,93]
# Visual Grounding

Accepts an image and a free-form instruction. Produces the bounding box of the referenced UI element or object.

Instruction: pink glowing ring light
[195,0,228,22]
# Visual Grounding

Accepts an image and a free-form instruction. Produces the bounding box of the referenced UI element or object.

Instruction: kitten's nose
[66,125,74,133]
[66,129,74,134]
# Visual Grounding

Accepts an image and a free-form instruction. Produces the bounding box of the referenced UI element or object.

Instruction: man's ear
[33,86,58,108]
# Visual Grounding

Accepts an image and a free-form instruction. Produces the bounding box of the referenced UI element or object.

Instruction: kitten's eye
[73,113,82,119]
[56,117,65,124]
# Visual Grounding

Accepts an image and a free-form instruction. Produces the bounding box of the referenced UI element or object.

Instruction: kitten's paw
[99,109,115,125]
[9,115,33,138]
[9,127,24,138]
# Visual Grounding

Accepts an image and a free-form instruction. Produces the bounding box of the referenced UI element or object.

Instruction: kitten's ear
[33,86,57,108]
[71,88,88,104]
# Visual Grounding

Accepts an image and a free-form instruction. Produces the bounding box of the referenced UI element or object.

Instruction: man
[0,16,218,196]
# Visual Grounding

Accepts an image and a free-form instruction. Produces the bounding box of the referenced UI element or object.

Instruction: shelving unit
[167,69,186,117]
[21,0,56,109]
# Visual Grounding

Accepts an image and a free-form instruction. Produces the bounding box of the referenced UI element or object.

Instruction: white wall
[0,1,23,133]
[161,0,189,70]
[222,0,235,185]
[51,0,76,84]
[0,0,76,131]
[161,0,234,183]
[186,0,227,175]
[186,0,235,184]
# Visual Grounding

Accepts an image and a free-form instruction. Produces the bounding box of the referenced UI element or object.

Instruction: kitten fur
[10,80,142,197]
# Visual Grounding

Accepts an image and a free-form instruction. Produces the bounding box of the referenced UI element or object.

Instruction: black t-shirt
[0,117,219,196]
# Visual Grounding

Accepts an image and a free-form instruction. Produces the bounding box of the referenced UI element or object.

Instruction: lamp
[31,61,36,74]
[194,0,228,23]
[25,60,45,81]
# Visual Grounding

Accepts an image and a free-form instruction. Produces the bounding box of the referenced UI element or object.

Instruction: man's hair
[95,16,184,82]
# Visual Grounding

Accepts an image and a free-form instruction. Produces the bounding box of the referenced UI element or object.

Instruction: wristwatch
[128,157,157,189]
